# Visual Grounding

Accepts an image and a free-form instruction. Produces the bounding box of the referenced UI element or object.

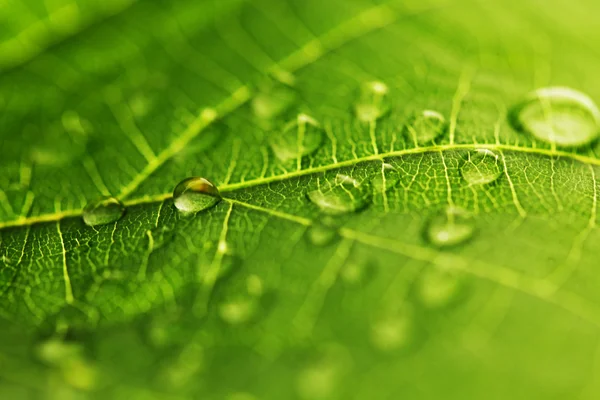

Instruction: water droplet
[246,275,264,297]
[269,114,323,162]
[35,338,98,391]
[295,345,349,400]
[404,110,446,144]
[218,297,257,325]
[354,81,390,122]
[417,268,464,308]
[83,196,125,227]
[340,260,374,286]
[129,94,153,118]
[370,308,414,352]
[173,177,221,214]
[307,174,371,216]
[28,121,88,167]
[35,337,82,366]
[162,340,204,388]
[252,83,297,120]
[460,149,502,185]
[426,206,474,248]
[307,222,339,246]
[371,162,399,192]
[509,87,600,147]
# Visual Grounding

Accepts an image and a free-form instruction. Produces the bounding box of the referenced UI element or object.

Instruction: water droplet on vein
[371,162,399,192]
[460,149,502,185]
[173,177,221,214]
[83,196,125,226]
[307,174,371,216]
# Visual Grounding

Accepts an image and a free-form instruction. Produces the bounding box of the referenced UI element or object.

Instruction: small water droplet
[307,174,371,215]
[162,340,204,388]
[307,222,339,246]
[35,337,98,391]
[370,308,414,352]
[29,121,88,167]
[218,297,257,325]
[426,206,474,248]
[246,275,264,297]
[404,110,446,144]
[417,268,464,308]
[295,345,349,400]
[82,196,125,226]
[173,177,221,214]
[252,83,297,120]
[200,107,218,123]
[340,260,374,286]
[269,114,323,162]
[354,81,390,122]
[460,149,502,185]
[129,94,153,118]
[509,86,600,147]
[371,162,399,192]
[36,337,81,366]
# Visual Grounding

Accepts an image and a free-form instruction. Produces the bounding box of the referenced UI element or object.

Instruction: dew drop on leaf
[269,114,323,162]
[340,260,374,286]
[426,206,474,248]
[354,81,390,122]
[246,274,264,297]
[218,297,258,325]
[35,337,99,391]
[417,268,464,308]
[460,149,502,185]
[508,86,600,147]
[307,221,339,246]
[307,174,372,215]
[404,109,446,144]
[82,196,125,227]
[252,82,297,120]
[173,177,221,213]
[370,162,399,192]
[370,308,414,352]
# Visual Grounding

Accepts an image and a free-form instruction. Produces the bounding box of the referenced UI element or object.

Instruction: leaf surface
[1,0,600,398]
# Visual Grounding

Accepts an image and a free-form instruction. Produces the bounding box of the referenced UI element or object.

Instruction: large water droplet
[371,162,399,192]
[509,87,600,147]
[426,206,474,248]
[252,83,297,120]
[83,196,125,226]
[354,81,390,122]
[460,149,502,185]
[404,110,446,144]
[269,114,323,162]
[307,174,371,215]
[173,177,221,213]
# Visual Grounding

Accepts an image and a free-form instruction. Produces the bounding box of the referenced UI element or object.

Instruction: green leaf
[1,0,600,398]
